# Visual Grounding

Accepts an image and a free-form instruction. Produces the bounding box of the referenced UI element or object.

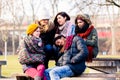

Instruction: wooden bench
[15,58,120,80]
[61,73,120,80]
[0,60,7,77]
[14,73,120,80]
[86,58,120,74]
[11,73,34,80]
[61,58,120,80]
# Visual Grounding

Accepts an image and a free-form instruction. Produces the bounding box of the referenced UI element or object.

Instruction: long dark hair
[75,15,90,34]
[54,12,70,27]
[75,23,89,34]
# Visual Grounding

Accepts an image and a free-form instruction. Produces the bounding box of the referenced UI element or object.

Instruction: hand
[71,60,75,63]
[84,38,86,41]
[38,42,42,47]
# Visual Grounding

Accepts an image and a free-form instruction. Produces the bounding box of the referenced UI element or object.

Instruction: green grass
[0,55,22,77]
[0,55,119,77]
[0,55,55,77]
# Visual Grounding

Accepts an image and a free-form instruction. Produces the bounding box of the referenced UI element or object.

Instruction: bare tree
[48,0,59,16]
[1,26,9,60]
[1,0,120,55]
[67,0,93,13]
[106,0,120,7]
[5,0,26,55]
[0,0,6,17]
[0,0,2,17]
[29,0,36,21]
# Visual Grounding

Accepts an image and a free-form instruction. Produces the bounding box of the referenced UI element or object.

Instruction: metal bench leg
[0,65,1,77]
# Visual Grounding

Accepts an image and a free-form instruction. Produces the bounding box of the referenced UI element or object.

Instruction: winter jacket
[56,35,88,75]
[84,28,99,58]
[17,35,45,72]
[40,21,56,45]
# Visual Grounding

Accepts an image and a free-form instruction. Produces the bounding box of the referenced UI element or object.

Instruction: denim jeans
[44,44,54,69]
[44,65,74,80]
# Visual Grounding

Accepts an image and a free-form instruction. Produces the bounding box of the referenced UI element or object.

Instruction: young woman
[54,12,75,38]
[53,12,75,63]
[75,14,99,62]
[45,35,88,80]
[17,24,46,80]
[35,10,56,69]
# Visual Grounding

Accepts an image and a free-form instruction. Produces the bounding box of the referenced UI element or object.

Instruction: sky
[22,0,72,16]
[0,0,120,21]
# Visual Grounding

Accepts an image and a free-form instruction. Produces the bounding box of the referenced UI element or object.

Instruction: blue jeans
[44,65,74,80]
[44,44,54,69]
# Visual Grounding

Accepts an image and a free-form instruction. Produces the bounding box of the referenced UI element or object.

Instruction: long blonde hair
[35,20,49,33]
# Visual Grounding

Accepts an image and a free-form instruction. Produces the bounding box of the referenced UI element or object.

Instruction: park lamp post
[2,32,8,61]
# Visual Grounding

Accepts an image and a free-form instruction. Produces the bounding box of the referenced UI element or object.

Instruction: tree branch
[106,0,120,7]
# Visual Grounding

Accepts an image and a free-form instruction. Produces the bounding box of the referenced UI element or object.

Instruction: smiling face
[32,27,41,38]
[57,15,66,26]
[55,37,65,47]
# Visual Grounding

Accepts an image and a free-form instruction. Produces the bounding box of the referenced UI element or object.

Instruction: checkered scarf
[24,35,45,54]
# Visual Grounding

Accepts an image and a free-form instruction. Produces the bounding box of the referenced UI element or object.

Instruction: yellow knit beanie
[26,23,39,35]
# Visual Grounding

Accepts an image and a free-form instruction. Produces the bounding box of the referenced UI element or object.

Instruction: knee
[44,69,51,80]
[49,70,56,76]
[37,64,45,70]
[25,68,38,78]
[44,70,49,76]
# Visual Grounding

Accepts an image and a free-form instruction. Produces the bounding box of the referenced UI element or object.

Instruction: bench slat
[92,58,120,61]
[78,73,120,78]
[61,73,120,80]
[86,58,120,73]
[0,60,7,65]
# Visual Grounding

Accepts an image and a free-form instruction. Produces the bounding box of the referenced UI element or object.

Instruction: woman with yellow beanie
[17,23,46,80]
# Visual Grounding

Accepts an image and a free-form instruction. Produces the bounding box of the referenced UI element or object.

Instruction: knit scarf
[56,21,73,37]
[59,35,74,53]
[77,25,94,62]
[24,35,44,54]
